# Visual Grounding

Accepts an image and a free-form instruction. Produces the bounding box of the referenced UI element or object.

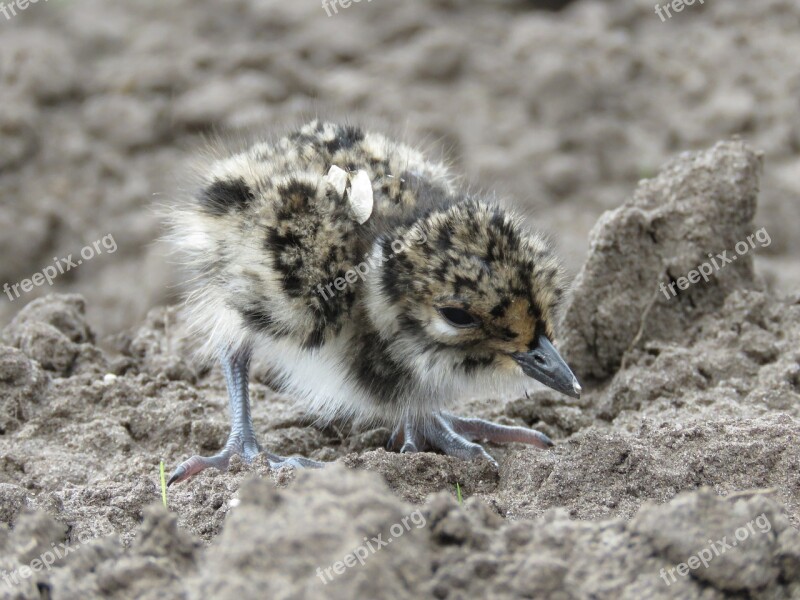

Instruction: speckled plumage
[167,120,570,431]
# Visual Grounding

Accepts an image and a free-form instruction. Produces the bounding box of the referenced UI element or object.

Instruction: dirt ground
[1,1,799,599]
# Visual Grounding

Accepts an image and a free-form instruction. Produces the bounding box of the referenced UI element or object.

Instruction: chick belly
[250,329,394,426]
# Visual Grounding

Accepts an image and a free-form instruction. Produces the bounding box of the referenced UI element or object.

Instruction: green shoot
[456,482,463,506]
[160,460,168,509]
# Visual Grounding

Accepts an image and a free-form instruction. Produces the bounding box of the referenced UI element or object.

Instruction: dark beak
[512,336,582,399]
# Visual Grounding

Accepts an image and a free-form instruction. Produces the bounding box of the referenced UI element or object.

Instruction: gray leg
[390,412,553,468]
[168,347,322,486]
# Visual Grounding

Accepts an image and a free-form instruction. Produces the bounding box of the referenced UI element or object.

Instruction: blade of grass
[456,482,463,506]
[160,460,168,509]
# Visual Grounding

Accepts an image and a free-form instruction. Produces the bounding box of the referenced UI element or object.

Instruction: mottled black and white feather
[166,120,568,428]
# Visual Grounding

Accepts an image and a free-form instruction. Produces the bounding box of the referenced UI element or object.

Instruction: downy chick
[166,120,581,484]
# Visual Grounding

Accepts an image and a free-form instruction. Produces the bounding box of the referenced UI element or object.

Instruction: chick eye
[437,307,480,328]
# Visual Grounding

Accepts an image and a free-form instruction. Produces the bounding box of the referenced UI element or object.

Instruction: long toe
[425,414,499,469]
[167,453,231,486]
[446,439,498,469]
[448,415,554,450]
[264,452,325,470]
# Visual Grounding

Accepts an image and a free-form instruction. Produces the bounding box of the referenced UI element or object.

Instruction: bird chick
[166,120,581,485]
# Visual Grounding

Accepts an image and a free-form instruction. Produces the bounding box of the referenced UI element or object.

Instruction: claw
[400,440,419,453]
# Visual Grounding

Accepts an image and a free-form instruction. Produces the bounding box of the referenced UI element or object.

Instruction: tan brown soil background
[1,1,799,598]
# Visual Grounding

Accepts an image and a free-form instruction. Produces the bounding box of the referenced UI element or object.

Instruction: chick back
[167,120,454,359]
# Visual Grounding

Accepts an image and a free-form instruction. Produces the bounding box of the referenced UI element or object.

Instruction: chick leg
[168,347,321,486]
[391,413,553,468]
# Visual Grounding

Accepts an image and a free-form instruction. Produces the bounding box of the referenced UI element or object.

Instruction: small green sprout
[160,460,168,509]
[456,482,463,506]
[638,166,657,180]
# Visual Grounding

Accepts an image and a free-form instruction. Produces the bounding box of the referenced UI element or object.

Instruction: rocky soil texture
[1,140,798,599]
[1,0,799,598]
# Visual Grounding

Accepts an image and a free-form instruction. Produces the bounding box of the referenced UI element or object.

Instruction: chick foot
[168,347,322,487]
[167,436,259,486]
[167,442,323,486]
[388,413,553,468]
